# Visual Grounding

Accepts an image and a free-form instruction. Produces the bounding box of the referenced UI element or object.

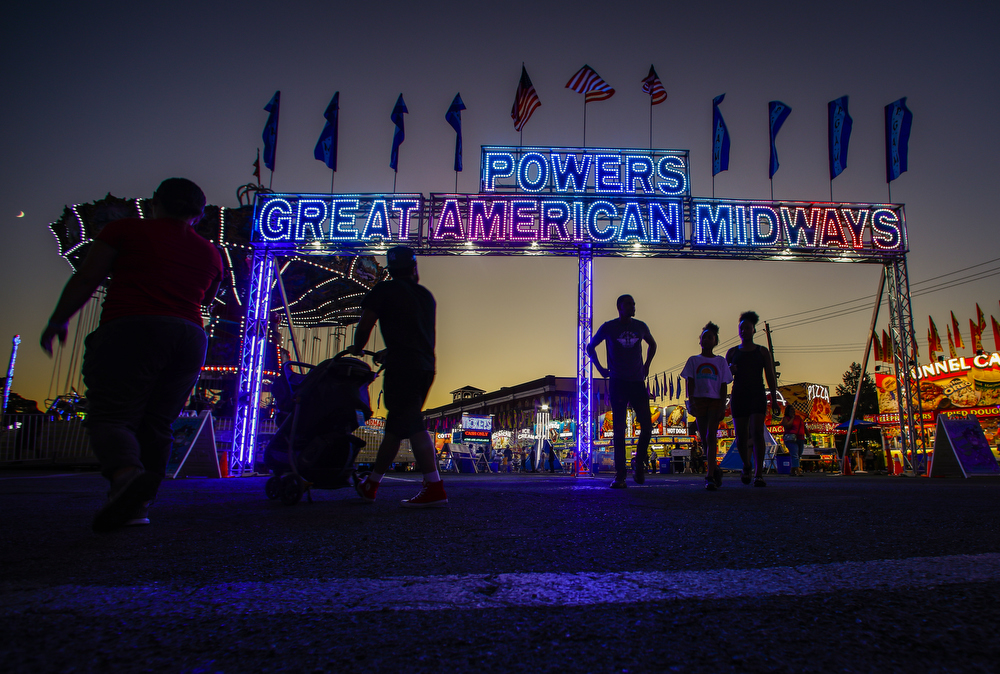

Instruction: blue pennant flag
[768,100,792,179]
[262,91,280,171]
[314,92,339,171]
[389,94,408,172]
[885,97,913,183]
[712,94,730,176]
[828,96,853,180]
[445,93,466,172]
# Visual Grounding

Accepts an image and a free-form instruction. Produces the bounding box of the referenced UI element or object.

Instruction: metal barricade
[0,415,94,464]
[353,425,414,465]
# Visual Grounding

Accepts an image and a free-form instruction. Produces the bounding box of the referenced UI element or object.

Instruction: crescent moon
[16,211,24,217]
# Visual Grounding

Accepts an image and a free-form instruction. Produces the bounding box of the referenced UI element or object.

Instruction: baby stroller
[264,350,379,505]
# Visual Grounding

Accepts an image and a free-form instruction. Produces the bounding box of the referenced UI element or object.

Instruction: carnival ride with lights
[45,183,385,430]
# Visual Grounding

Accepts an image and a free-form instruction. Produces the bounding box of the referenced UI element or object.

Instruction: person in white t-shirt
[680,322,733,491]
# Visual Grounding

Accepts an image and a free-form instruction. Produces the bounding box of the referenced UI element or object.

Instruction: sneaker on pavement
[356,478,378,503]
[705,478,717,492]
[609,478,627,489]
[93,469,161,533]
[753,477,767,488]
[401,481,448,508]
[125,501,152,526]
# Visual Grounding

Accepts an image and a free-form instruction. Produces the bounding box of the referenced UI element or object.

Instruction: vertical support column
[233,246,275,474]
[575,249,593,476]
[885,256,921,473]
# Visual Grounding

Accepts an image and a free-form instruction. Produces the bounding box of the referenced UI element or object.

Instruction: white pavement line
[3,552,1000,617]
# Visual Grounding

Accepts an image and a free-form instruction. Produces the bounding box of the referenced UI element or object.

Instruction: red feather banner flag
[928,317,943,359]
[947,325,958,359]
[952,311,965,349]
[992,315,1000,352]
[882,330,892,363]
[927,317,939,358]
[873,330,883,363]
[970,319,983,353]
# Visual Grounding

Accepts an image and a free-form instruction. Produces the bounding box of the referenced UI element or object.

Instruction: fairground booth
[875,350,1000,471]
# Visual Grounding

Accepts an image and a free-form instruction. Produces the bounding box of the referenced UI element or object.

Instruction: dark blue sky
[2,0,998,407]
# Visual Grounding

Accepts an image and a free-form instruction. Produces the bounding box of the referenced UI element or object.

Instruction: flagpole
[830,179,833,203]
[269,169,273,191]
[583,100,587,147]
[331,171,335,195]
[649,97,653,150]
[393,170,397,194]
[770,178,773,202]
[455,171,458,193]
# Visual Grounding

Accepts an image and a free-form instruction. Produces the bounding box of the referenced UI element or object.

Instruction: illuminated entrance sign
[255,193,423,243]
[253,192,904,257]
[236,143,918,481]
[479,146,689,196]
[691,200,905,252]
[251,146,905,258]
[429,194,684,245]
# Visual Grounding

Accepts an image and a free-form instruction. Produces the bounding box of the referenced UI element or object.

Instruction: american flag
[641,65,667,105]
[511,65,541,132]
[565,65,615,102]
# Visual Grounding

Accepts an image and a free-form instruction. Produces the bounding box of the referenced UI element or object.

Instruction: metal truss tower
[885,255,922,469]
[575,250,593,476]
[232,247,275,474]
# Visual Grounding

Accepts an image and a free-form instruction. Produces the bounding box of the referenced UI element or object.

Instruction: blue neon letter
[624,156,654,194]
[656,156,688,196]
[517,152,548,192]
[587,201,618,241]
[329,199,360,240]
[551,153,592,192]
[482,152,515,192]
[649,202,682,244]
[595,155,623,193]
[258,198,293,241]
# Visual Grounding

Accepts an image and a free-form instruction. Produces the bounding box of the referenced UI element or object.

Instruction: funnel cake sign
[252,146,906,256]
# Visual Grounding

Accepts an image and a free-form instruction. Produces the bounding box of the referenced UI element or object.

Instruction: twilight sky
[2,0,998,411]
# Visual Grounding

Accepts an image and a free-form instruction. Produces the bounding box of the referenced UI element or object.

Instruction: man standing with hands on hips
[350,246,447,507]
[587,294,657,488]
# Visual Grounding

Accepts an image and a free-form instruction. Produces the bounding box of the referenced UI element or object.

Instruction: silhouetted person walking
[726,311,779,487]
[588,295,657,488]
[41,178,222,531]
[351,246,447,507]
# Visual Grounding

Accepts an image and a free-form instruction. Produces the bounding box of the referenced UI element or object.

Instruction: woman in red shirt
[782,406,807,476]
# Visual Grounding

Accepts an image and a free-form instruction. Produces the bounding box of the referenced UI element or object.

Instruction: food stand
[875,351,1000,471]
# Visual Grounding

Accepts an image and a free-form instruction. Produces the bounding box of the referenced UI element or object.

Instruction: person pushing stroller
[351,246,448,507]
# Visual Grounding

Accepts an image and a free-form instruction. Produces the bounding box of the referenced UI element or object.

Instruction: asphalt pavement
[2,468,1000,673]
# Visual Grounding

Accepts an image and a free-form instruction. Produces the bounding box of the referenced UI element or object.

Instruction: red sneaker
[401,481,448,508]
[356,478,378,503]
